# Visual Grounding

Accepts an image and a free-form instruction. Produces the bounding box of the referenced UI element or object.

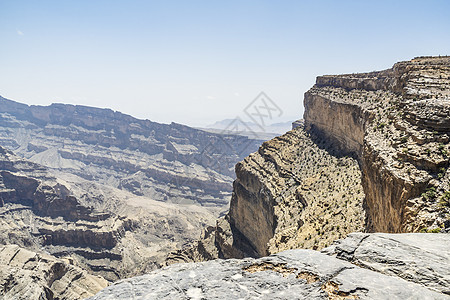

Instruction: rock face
[90,233,450,299]
[0,96,262,208]
[305,56,450,233]
[0,244,108,300]
[168,56,450,263]
[167,128,366,262]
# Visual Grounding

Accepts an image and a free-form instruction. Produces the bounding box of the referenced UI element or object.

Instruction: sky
[1,0,449,127]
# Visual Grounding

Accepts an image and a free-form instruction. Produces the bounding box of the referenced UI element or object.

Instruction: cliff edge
[167,56,450,262]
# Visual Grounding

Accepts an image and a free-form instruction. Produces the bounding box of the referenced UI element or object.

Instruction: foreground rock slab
[323,232,450,295]
[89,247,446,299]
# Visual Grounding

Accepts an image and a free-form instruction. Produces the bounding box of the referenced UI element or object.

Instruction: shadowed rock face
[0,96,263,208]
[90,233,450,300]
[167,56,450,263]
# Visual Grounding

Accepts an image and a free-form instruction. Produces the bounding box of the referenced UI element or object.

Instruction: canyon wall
[169,56,450,263]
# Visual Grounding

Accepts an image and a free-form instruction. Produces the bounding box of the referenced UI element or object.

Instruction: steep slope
[0,97,262,209]
[168,56,450,263]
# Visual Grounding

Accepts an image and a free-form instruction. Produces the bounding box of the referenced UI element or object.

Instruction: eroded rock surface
[0,145,216,285]
[306,56,450,232]
[90,234,450,299]
[323,232,450,295]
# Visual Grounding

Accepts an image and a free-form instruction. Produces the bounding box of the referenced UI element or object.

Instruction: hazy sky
[1,1,449,127]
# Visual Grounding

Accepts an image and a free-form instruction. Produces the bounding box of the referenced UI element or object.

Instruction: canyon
[0,98,262,298]
[165,57,450,298]
[1,56,449,299]
[0,96,263,209]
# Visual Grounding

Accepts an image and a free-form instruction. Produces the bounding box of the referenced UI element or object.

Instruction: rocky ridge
[167,56,450,263]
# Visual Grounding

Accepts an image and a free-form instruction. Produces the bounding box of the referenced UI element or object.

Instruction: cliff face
[307,57,450,232]
[168,56,450,263]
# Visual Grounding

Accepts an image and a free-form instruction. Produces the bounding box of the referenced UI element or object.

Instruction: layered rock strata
[306,56,450,232]
[0,96,262,209]
[168,56,450,263]
[0,244,108,300]
[167,127,366,261]
[0,145,216,288]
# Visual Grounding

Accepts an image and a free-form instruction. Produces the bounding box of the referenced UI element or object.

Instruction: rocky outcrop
[306,56,450,233]
[168,56,449,263]
[91,233,450,299]
[0,244,108,300]
[0,96,262,208]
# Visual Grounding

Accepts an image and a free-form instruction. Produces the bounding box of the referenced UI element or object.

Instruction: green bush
[422,187,436,200]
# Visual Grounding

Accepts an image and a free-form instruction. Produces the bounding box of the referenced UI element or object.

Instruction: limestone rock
[305,56,450,233]
[90,242,447,299]
[322,232,450,295]
[168,126,366,261]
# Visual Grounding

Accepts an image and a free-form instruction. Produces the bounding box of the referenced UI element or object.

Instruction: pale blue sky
[1,0,449,126]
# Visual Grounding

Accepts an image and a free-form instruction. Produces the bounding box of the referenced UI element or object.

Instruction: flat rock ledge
[89,233,449,300]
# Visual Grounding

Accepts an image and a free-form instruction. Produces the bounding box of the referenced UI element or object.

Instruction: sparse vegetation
[422,187,437,200]
[439,191,450,207]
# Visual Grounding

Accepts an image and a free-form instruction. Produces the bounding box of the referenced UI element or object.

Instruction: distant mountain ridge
[206,118,293,134]
[198,118,293,140]
[0,95,263,208]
